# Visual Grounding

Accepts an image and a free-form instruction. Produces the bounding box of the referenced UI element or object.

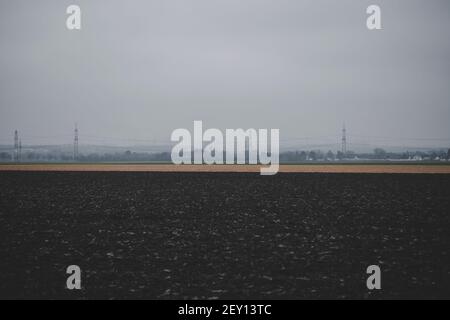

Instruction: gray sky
[1,0,449,150]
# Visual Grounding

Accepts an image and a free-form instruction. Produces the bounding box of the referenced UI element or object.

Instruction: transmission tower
[14,130,19,162]
[19,139,22,162]
[74,124,79,161]
[341,123,347,155]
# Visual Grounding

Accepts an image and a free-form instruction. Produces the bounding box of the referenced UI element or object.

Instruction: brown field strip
[1,164,450,174]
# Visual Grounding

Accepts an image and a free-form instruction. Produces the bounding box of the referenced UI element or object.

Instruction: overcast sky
[1,0,449,150]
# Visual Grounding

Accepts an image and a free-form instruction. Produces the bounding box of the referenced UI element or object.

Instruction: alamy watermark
[171,121,280,175]
[367,5,382,30]
[66,5,81,30]
[66,265,82,290]
[366,265,381,290]
[66,4,381,32]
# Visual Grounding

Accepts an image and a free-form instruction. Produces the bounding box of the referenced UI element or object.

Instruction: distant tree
[374,148,387,159]
[336,151,344,160]
[299,151,307,161]
[308,151,317,161]
[61,154,72,161]
[447,149,450,160]
[430,152,438,161]
[25,152,36,161]
[326,150,335,160]
[280,151,296,162]
[0,152,12,161]
[86,153,100,162]
[316,150,325,160]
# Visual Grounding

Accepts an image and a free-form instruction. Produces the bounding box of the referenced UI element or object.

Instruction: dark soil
[0,172,449,299]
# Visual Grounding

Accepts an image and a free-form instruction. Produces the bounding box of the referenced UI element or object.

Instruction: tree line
[1,148,450,163]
